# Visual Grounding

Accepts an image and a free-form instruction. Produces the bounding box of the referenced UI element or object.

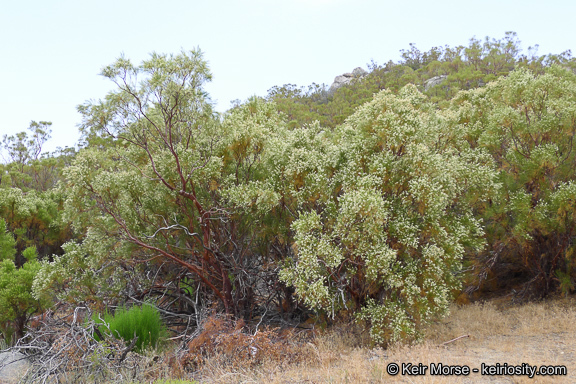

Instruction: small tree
[49,50,241,314]
[35,51,286,319]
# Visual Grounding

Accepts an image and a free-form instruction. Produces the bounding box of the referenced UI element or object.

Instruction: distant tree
[400,43,445,70]
[0,121,75,192]
[2,121,51,165]
[266,33,533,129]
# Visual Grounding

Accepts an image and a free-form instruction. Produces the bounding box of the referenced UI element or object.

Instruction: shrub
[94,303,166,353]
[0,218,50,342]
[278,85,499,345]
[451,66,576,297]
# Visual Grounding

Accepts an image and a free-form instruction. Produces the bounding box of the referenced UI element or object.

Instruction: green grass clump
[94,303,167,353]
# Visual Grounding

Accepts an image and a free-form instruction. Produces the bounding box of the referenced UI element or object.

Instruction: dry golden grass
[191,297,576,384]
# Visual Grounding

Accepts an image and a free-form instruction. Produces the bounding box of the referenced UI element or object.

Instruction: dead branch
[9,306,150,383]
[118,333,138,363]
[439,334,470,346]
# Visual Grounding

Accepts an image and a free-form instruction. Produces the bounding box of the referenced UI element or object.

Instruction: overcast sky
[1,0,575,154]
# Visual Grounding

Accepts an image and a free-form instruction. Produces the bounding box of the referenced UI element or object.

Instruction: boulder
[329,67,368,94]
[424,75,447,91]
[352,67,367,77]
[0,351,30,383]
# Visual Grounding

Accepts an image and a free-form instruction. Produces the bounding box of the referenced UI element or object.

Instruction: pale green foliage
[0,187,66,258]
[32,228,129,304]
[0,121,63,192]
[31,48,576,347]
[36,50,222,308]
[451,66,576,295]
[279,85,499,344]
[37,50,281,316]
[219,98,285,216]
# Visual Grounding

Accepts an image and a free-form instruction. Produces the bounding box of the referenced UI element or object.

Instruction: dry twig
[439,334,470,346]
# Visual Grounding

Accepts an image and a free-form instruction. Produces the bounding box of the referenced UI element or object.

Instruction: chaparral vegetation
[1,32,576,382]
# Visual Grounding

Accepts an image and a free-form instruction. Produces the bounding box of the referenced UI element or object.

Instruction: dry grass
[190,297,576,384]
[25,298,572,383]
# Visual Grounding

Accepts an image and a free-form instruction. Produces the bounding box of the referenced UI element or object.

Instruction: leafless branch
[439,334,470,346]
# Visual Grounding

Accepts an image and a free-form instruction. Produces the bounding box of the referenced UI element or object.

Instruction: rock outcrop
[329,67,368,94]
[424,75,447,91]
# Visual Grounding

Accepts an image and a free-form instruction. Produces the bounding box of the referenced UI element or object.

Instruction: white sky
[1,0,575,153]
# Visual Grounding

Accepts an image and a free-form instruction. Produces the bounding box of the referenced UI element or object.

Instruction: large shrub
[276,85,499,344]
[34,50,275,319]
[451,66,576,296]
